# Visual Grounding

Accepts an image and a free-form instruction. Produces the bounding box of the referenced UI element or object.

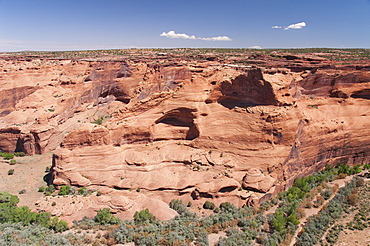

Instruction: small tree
[203,201,215,210]
[95,208,118,225]
[133,209,156,224]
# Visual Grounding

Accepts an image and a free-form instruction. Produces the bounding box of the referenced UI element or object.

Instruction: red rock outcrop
[0,50,369,221]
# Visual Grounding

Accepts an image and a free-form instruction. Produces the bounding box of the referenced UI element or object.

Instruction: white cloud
[284,22,306,30]
[160,31,232,41]
[249,46,262,49]
[160,31,196,40]
[200,36,232,41]
[272,26,282,29]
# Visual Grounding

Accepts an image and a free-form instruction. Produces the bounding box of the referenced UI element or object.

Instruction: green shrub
[94,208,118,225]
[134,209,156,224]
[2,153,14,160]
[14,152,25,157]
[92,117,103,125]
[296,177,358,246]
[77,187,90,196]
[0,191,68,232]
[9,159,16,165]
[0,223,70,245]
[0,191,19,205]
[50,217,69,232]
[321,189,332,200]
[58,185,74,196]
[203,201,215,210]
[8,169,14,175]
[46,185,55,194]
[219,202,237,213]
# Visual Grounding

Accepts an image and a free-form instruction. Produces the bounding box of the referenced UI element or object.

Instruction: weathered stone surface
[242,168,276,193]
[1,52,370,221]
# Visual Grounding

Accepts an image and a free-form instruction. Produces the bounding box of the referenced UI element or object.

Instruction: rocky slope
[0,49,369,223]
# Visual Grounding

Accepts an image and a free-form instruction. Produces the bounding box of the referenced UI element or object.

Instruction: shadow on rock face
[155,107,200,140]
[351,89,370,100]
[216,70,277,109]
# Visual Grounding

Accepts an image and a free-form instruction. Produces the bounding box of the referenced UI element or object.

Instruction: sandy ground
[0,153,52,209]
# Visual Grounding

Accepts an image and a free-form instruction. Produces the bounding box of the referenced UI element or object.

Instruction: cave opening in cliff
[15,137,25,153]
[156,117,199,140]
[155,108,200,140]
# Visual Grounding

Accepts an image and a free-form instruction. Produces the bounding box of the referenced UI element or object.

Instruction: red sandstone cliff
[0,50,369,222]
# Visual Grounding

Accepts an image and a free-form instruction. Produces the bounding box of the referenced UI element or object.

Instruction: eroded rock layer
[0,50,369,222]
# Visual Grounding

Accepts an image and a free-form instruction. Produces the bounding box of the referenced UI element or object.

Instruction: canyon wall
[0,52,369,222]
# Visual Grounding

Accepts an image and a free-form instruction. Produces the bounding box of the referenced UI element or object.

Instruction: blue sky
[0,0,369,51]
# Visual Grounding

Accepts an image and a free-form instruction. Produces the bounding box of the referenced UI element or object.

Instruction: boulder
[242,168,276,193]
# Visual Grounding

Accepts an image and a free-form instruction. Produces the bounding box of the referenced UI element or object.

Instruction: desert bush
[345,193,358,205]
[296,177,358,246]
[1,153,14,160]
[0,191,19,205]
[169,199,186,213]
[295,231,318,246]
[134,209,156,224]
[0,223,71,245]
[77,187,90,196]
[217,230,254,246]
[50,217,69,232]
[111,222,136,243]
[219,202,237,213]
[321,189,332,200]
[325,224,344,244]
[92,117,103,125]
[45,185,56,194]
[337,173,347,179]
[0,191,68,232]
[94,208,118,225]
[9,159,16,165]
[7,169,14,175]
[14,152,25,157]
[58,185,74,196]
[356,178,365,187]
[259,201,272,211]
[296,207,306,219]
[313,195,325,208]
[203,201,215,210]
